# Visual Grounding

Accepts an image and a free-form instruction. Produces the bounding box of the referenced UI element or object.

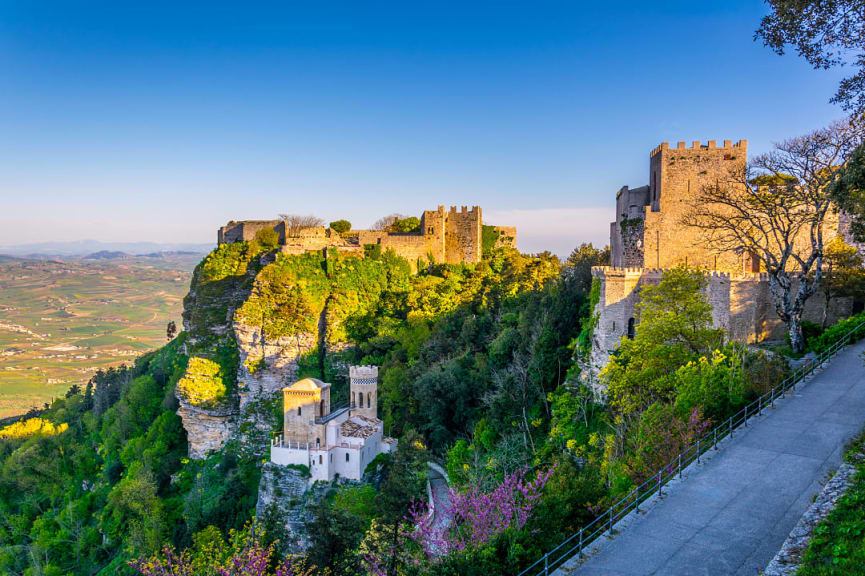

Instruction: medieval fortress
[589,139,861,381]
[218,205,517,267]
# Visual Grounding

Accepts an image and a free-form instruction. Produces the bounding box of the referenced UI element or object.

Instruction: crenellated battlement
[349,365,378,380]
[650,139,748,157]
[592,266,732,279]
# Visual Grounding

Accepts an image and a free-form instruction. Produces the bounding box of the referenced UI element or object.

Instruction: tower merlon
[349,365,379,380]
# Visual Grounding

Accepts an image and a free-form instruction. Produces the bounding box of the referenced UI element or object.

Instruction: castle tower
[282,377,331,446]
[643,140,748,272]
[610,140,749,273]
[350,365,378,420]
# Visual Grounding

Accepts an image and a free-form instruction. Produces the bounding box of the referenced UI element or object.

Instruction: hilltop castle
[270,365,395,483]
[589,140,861,387]
[218,205,516,267]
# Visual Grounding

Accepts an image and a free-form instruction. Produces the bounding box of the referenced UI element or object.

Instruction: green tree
[329,219,352,234]
[757,0,865,113]
[832,142,865,242]
[819,236,865,328]
[375,430,427,574]
[601,266,723,418]
[253,227,280,251]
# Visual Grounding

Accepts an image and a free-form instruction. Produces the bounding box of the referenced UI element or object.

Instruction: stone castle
[218,205,517,267]
[589,139,861,384]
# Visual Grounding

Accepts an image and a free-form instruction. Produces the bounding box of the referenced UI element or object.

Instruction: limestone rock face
[256,462,312,553]
[234,321,318,412]
[176,399,237,459]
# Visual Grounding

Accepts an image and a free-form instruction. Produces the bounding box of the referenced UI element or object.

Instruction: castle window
[316,437,320,447]
[319,455,323,464]
[427,227,434,234]
[352,392,356,407]
[627,318,636,340]
[367,393,371,408]
[330,453,333,462]
[297,406,301,416]
[346,453,350,462]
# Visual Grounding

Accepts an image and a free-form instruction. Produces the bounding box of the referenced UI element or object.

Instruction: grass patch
[796,431,865,575]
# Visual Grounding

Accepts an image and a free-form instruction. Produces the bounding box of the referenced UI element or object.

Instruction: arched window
[367,392,371,408]
[627,318,636,340]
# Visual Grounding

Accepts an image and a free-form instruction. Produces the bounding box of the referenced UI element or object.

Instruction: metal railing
[518,320,865,576]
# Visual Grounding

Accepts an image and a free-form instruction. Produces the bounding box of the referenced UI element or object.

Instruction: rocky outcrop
[256,462,312,553]
[234,322,318,409]
[176,399,238,459]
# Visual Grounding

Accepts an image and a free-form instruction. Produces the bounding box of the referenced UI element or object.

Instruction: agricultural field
[0,253,202,418]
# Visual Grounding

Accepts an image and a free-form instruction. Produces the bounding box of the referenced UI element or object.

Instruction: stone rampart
[218,205,512,267]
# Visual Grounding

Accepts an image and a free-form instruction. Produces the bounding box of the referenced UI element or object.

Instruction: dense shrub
[808,310,865,354]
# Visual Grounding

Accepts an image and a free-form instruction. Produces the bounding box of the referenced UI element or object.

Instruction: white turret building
[270,366,395,483]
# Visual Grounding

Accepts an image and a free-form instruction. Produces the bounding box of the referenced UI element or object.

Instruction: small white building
[270,366,395,483]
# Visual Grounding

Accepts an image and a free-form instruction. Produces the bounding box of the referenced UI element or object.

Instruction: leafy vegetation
[797,431,865,575]
[330,220,352,234]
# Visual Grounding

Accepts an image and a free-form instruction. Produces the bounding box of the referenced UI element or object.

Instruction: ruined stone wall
[218,220,283,245]
[219,205,509,267]
[492,226,517,249]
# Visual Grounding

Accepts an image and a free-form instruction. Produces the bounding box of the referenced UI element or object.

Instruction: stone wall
[218,220,283,244]
[492,226,517,249]
[219,205,505,267]
[588,266,855,388]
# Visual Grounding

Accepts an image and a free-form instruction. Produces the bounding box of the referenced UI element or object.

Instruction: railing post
[635,488,641,513]
[657,470,662,495]
[728,417,733,437]
[544,554,549,576]
[758,396,762,415]
[578,528,584,558]
[678,453,682,478]
[713,428,718,450]
[609,506,614,535]
[744,404,748,426]
[697,440,701,464]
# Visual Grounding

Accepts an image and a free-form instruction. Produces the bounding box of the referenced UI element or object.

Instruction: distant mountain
[83,250,131,260]
[0,254,30,264]
[0,240,213,257]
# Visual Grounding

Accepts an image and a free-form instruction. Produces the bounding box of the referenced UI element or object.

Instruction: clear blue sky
[0,0,848,255]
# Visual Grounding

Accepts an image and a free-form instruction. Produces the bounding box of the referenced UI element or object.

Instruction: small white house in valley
[270,366,395,483]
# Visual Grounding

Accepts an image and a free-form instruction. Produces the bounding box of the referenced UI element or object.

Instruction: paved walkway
[558,340,865,576]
